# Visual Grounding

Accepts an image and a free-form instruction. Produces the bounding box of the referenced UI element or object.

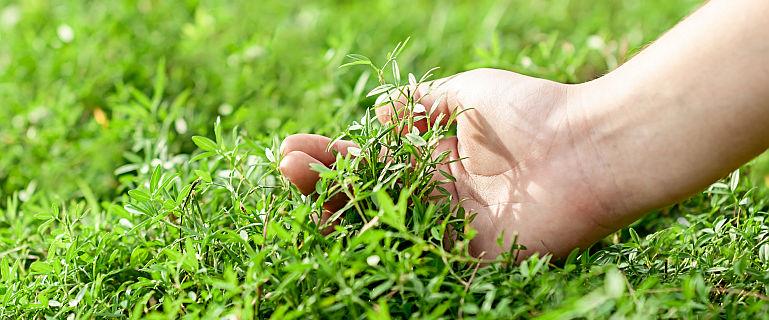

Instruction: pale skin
[279,0,769,261]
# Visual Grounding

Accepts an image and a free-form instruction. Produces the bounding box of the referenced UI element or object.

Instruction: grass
[3,0,769,318]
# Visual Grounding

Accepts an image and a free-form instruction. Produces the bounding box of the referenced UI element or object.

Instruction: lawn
[3,0,769,318]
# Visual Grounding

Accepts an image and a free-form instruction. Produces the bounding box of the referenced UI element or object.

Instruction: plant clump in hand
[308,43,473,253]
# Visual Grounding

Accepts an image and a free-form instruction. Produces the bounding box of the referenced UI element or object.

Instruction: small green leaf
[150,165,162,194]
[194,169,212,183]
[176,183,194,205]
[438,169,456,182]
[339,54,371,68]
[375,190,404,231]
[605,268,626,298]
[760,244,769,263]
[370,280,394,299]
[192,136,218,152]
[69,285,88,307]
[405,132,427,147]
[265,147,276,163]
[130,247,148,267]
[214,116,223,146]
[309,163,336,179]
[128,189,151,202]
[30,261,52,274]
[367,84,395,98]
[430,227,441,240]
[461,303,479,315]
[347,147,361,157]
[339,60,372,68]
[33,212,51,220]
[391,60,401,83]
[191,151,216,162]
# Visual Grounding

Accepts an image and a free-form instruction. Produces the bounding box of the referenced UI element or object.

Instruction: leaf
[176,183,193,205]
[760,244,769,263]
[194,169,212,183]
[347,147,361,157]
[628,227,641,244]
[150,165,162,194]
[30,261,52,274]
[430,227,441,240]
[265,147,276,163]
[367,84,394,98]
[461,303,479,315]
[420,66,440,83]
[438,169,456,182]
[730,169,740,191]
[714,218,728,233]
[391,60,401,83]
[366,298,393,320]
[128,189,151,202]
[339,54,371,68]
[33,212,51,220]
[346,53,369,61]
[375,190,404,231]
[214,116,223,146]
[339,60,372,68]
[192,136,218,152]
[370,280,394,299]
[190,151,216,162]
[309,163,331,174]
[130,247,148,267]
[405,132,427,147]
[309,163,335,179]
[159,173,178,192]
[69,285,88,307]
[605,268,626,298]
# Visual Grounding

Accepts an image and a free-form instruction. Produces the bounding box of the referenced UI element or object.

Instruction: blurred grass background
[0,0,706,202]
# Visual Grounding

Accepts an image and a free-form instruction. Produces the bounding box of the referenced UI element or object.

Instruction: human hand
[282,0,769,262]
[280,68,620,260]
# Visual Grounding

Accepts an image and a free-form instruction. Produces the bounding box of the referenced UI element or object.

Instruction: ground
[3,0,769,318]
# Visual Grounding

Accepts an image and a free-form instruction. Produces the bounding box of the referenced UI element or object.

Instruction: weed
[3,1,769,318]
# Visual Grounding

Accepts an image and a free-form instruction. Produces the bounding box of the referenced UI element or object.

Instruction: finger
[375,75,463,131]
[313,209,338,235]
[279,150,324,195]
[280,134,358,166]
[279,134,356,211]
[279,150,348,232]
[278,149,350,205]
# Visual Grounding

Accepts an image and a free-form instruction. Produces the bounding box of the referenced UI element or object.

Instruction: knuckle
[467,67,504,78]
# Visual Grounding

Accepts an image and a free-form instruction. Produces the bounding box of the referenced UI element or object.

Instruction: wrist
[565,77,651,226]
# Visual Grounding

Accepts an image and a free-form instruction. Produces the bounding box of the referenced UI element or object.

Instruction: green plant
[4,1,769,318]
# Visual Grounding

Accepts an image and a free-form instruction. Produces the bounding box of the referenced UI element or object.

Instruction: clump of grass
[309,40,474,255]
[143,44,511,318]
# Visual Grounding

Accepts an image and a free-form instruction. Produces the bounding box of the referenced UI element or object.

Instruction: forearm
[572,0,769,223]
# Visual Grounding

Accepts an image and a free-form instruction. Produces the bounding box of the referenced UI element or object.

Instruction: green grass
[3,0,769,318]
